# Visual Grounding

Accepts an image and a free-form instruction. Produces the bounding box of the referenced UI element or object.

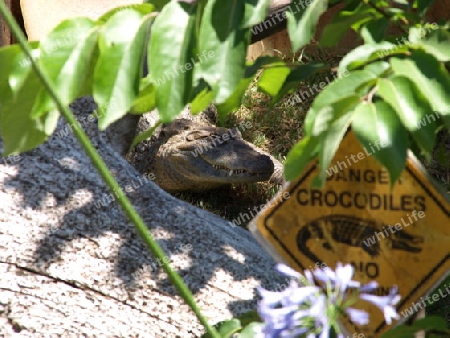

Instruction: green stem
[0,2,219,337]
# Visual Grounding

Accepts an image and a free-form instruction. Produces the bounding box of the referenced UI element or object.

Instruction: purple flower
[276,263,302,279]
[346,307,369,325]
[359,281,379,293]
[276,263,313,287]
[313,263,360,293]
[360,286,400,324]
[303,269,315,285]
[309,294,330,335]
[257,279,320,337]
[257,263,401,337]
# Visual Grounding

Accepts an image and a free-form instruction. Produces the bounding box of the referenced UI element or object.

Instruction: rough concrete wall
[0,98,286,337]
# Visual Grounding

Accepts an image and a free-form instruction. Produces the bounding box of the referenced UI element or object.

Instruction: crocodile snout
[253,153,275,174]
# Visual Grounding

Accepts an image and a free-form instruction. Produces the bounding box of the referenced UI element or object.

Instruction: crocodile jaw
[172,151,274,184]
[154,141,274,191]
[198,155,274,182]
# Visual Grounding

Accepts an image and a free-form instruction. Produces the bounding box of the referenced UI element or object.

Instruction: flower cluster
[257,263,400,337]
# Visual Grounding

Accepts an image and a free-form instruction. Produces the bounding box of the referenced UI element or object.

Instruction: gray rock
[0,97,287,337]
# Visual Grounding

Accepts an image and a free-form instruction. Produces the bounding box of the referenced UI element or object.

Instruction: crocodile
[126,106,285,192]
[122,1,292,192]
[296,215,424,264]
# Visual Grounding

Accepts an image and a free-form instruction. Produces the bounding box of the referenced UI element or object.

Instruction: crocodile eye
[184,126,190,130]
[186,130,212,141]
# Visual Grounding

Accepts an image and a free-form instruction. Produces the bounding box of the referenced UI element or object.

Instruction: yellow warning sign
[250,130,450,337]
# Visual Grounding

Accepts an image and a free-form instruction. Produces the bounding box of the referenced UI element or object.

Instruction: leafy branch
[362,0,408,34]
[0,1,219,337]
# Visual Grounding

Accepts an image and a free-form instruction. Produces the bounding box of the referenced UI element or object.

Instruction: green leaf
[286,0,328,53]
[215,56,279,120]
[216,319,242,338]
[77,42,99,98]
[338,42,399,74]
[235,310,260,327]
[352,101,408,186]
[42,110,61,136]
[239,322,265,338]
[216,77,253,121]
[310,95,359,136]
[394,0,409,5]
[197,0,249,104]
[363,60,391,76]
[149,1,197,122]
[270,62,325,105]
[0,45,20,94]
[284,135,320,181]
[360,17,391,44]
[316,99,357,185]
[0,45,60,153]
[381,315,448,338]
[94,9,152,129]
[390,51,450,114]
[381,325,418,338]
[415,27,450,62]
[377,76,437,156]
[349,61,390,96]
[32,18,99,118]
[129,77,156,114]
[413,0,437,16]
[97,3,156,23]
[144,0,170,11]
[245,56,280,78]
[257,61,291,96]
[305,69,380,134]
[190,80,214,114]
[8,42,40,95]
[408,23,438,43]
[411,316,448,330]
[320,2,372,47]
[242,0,271,28]
[129,120,161,151]
[0,57,48,155]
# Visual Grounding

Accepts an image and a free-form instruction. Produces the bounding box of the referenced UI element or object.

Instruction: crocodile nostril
[259,155,275,172]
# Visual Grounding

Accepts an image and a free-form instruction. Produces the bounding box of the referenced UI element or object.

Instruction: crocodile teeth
[213,164,229,170]
[211,165,248,174]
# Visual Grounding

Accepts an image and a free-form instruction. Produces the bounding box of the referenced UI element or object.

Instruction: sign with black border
[250,130,450,337]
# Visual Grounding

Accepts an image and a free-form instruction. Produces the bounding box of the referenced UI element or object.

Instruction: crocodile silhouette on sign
[296,215,424,263]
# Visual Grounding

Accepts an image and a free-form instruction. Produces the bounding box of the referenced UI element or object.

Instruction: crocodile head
[153,119,274,192]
